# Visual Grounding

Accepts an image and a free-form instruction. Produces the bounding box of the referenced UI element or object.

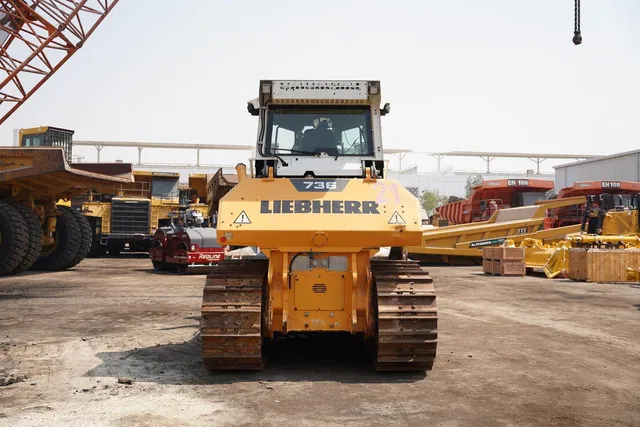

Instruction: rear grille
[111,199,150,235]
[312,284,327,294]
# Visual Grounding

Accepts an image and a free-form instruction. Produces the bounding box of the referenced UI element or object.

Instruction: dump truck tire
[0,201,30,276]
[6,201,43,274]
[60,206,92,268]
[32,206,82,271]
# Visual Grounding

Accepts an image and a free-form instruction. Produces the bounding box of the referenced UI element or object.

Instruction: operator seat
[301,120,337,155]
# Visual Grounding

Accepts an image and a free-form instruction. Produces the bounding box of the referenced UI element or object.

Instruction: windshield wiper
[270,148,321,156]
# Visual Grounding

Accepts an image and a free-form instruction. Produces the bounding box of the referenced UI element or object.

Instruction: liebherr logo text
[260,200,380,214]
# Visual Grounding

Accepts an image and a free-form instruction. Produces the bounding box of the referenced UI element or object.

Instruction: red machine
[552,181,640,228]
[0,1,120,125]
[149,209,226,274]
[436,178,554,224]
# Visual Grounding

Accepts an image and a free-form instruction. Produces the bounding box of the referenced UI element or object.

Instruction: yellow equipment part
[504,238,572,279]
[601,209,639,236]
[502,208,639,279]
[218,171,421,330]
[407,196,586,263]
[218,175,421,252]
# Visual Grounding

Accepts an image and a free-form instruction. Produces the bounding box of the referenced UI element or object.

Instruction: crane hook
[573,0,582,45]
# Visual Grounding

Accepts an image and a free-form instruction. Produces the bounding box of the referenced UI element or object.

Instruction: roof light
[261,84,272,94]
[368,84,379,95]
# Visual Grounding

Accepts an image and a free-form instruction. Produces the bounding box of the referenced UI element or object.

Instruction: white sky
[1,0,638,173]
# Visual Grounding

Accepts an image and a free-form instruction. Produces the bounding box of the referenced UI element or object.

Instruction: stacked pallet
[482,247,526,276]
[569,248,640,283]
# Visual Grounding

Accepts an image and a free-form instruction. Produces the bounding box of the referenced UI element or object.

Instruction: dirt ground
[0,256,638,427]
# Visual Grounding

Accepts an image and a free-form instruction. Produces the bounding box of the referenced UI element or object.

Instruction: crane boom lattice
[0,0,119,125]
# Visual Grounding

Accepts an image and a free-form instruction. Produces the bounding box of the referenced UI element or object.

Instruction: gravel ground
[0,256,638,426]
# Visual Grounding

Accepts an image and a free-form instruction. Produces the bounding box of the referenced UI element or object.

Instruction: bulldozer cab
[18,126,74,161]
[250,80,389,179]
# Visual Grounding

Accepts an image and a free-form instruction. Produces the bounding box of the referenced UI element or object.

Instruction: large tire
[6,201,43,274]
[31,206,82,271]
[61,206,92,268]
[0,201,30,276]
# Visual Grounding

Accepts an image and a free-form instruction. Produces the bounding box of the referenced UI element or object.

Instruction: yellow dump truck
[81,171,210,256]
[200,80,437,372]
[0,127,132,276]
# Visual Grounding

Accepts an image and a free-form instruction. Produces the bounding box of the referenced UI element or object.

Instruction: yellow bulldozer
[0,126,132,276]
[200,80,437,372]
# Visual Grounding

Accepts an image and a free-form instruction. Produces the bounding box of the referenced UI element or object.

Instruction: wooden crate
[569,249,640,283]
[494,260,526,276]
[482,247,526,276]
[483,247,496,260]
[492,260,501,274]
[495,247,524,261]
[482,247,524,261]
[483,259,525,276]
[482,259,494,274]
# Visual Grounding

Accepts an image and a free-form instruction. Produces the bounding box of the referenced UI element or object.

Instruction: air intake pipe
[236,163,248,182]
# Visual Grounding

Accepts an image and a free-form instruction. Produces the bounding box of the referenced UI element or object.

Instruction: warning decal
[388,211,406,225]
[233,211,251,224]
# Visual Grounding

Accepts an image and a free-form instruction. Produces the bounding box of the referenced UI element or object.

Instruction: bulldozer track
[371,259,438,371]
[200,258,269,371]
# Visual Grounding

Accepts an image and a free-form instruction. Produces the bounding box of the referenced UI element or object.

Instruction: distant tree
[420,189,448,216]
[464,174,484,198]
[447,195,464,204]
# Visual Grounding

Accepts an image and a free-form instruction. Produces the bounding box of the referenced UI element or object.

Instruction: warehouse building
[554,149,640,190]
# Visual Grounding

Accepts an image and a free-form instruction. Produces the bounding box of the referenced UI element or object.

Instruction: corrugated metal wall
[554,151,640,190]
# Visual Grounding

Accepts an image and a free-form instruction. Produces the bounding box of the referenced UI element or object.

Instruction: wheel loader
[0,126,132,276]
[200,80,437,371]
